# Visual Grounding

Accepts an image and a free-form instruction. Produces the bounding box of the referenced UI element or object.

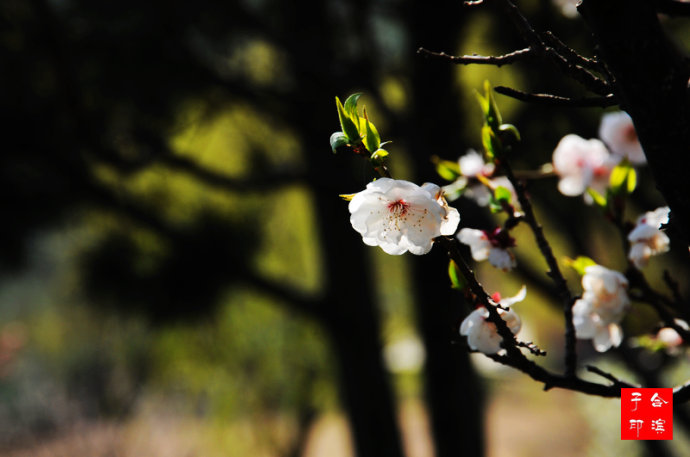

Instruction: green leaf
[343,93,362,118]
[494,185,512,203]
[370,148,389,166]
[362,108,380,153]
[336,96,361,143]
[330,131,348,153]
[484,80,502,130]
[565,256,597,276]
[587,187,607,208]
[432,157,461,181]
[481,124,500,161]
[448,259,467,290]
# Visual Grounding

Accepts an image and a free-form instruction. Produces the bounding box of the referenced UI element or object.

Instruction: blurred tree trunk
[404,3,485,457]
[283,2,405,454]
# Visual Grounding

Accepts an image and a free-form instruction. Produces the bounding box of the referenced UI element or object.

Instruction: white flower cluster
[348,178,460,255]
[444,149,517,207]
[628,206,670,269]
[552,111,645,202]
[572,265,630,352]
[460,286,526,354]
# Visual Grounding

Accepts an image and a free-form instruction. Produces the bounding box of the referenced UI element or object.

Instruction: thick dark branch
[654,0,690,15]
[485,354,626,397]
[494,86,617,107]
[437,237,527,361]
[417,47,533,67]
[579,0,690,244]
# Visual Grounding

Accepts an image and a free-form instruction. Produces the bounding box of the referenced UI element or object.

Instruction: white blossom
[572,265,630,352]
[448,150,517,208]
[348,178,460,255]
[460,286,525,354]
[458,149,495,178]
[552,134,615,201]
[628,206,670,269]
[457,227,516,271]
[599,111,646,165]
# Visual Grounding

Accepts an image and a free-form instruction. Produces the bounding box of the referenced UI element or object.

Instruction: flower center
[387,199,409,216]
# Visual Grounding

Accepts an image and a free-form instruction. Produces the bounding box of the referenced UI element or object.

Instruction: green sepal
[336,96,361,143]
[608,159,637,195]
[448,259,467,290]
[587,187,607,208]
[627,167,637,193]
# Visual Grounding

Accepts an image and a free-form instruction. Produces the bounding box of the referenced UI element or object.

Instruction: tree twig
[497,0,611,96]
[494,86,617,107]
[417,47,534,67]
[586,365,637,388]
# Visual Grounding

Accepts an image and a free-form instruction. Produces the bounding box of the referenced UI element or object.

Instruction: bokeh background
[2,0,690,456]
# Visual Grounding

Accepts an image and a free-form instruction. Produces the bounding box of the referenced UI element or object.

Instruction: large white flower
[460,286,525,354]
[552,134,614,200]
[457,227,516,271]
[628,206,670,269]
[599,111,646,165]
[573,265,630,352]
[348,178,460,255]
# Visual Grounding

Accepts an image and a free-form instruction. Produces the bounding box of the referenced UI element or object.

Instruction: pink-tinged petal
[499,285,527,308]
[457,228,491,261]
[599,111,646,165]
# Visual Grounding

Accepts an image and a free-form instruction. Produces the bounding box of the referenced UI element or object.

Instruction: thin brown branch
[517,340,547,356]
[542,31,610,77]
[497,0,611,95]
[586,365,637,388]
[417,47,533,67]
[494,144,578,377]
[494,86,617,107]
